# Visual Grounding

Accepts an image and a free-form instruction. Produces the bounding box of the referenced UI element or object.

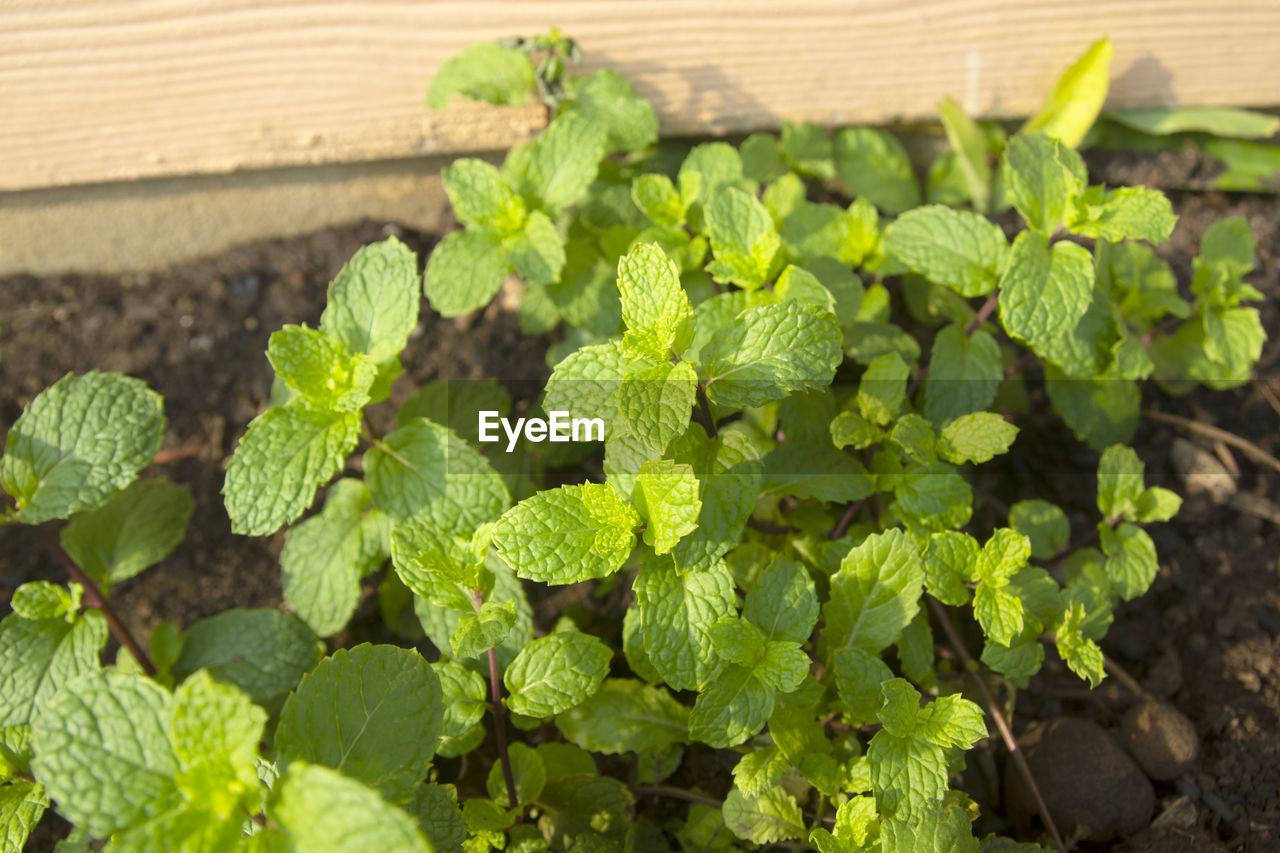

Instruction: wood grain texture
[2,1,1278,191]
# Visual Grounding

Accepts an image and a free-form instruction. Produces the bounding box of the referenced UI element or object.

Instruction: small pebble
[1121,701,1201,781]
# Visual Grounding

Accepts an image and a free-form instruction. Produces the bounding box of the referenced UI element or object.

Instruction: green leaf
[492,482,638,584]
[59,478,192,585]
[710,617,767,668]
[452,599,517,660]
[31,671,179,836]
[668,427,764,573]
[631,174,686,228]
[780,119,834,179]
[938,98,993,213]
[705,188,781,289]
[390,517,484,612]
[504,631,612,718]
[276,644,443,803]
[761,442,875,503]
[937,413,1018,464]
[915,693,987,749]
[722,786,805,844]
[1009,499,1070,560]
[885,206,1008,297]
[1107,106,1280,139]
[924,531,979,606]
[556,679,687,754]
[868,729,947,821]
[975,528,1031,585]
[267,325,377,412]
[633,460,702,554]
[427,42,535,110]
[272,762,430,852]
[982,635,1046,683]
[1044,363,1139,451]
[1135,487,1181,523]
[1096,444,1145,520]
[702,301,842,410]
[1100,522,1159,601]
[364,418,510,531]
[0,611,106,727]
[509,113,608,216]
[486,741,545,806]
[433,660,487,755]
[974,583,1024,647]
[1002,133,1086,234]
[1068,186,1178,244]
[890,462,973,533]
[538,774,634,845]
[688,665,774,748]
[397,378,512,444]
[563,68,658,153]
[923,325,1002,425]
[406,783,466,851]
[505,209,566,286]
[1022,38,1113,147]
[320,237,421,366]
[11,584,78,627]
[170,670,267,806]
[443,158,527,236]
[834,647,894,724]
[281,479,391,637]
[831,410,883,450]
[833,127,921,215]
[422,229,509,318]
[173,609,323,705]
[998,231,1094,361]
[617,242,693,361]
[2,372,164,524]
[223,403,360,536]
[0,779,47,852]
[743,557,819,643]
[1056,602,1105,687]
[616,360,698,460]
[857,352,910,426]
[633,556,735,691]
[825,529,925,654]
[413,557,532,670]
[733,748,789,799]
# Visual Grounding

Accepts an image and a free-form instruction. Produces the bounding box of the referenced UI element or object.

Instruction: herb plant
[0,35,1269,853]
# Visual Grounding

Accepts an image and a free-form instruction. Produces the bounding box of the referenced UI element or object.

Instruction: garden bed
[1,149,1278,851]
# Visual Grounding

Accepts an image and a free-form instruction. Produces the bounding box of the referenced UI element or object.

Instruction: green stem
[472,591,518,811]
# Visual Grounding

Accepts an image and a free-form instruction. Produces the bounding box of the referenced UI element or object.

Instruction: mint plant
[1,34,1269,853]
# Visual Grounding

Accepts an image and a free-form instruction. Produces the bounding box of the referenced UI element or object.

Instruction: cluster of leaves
[0,33,1268,853]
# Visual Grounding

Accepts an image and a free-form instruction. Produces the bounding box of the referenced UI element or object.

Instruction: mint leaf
[688,665,774,748]
[733,748,788,799]
[923,325,1002,425]
[443,159,527,236]
[272,762,430,852]
[224,403,360,536]
[427,42,534,110]
[1009,499,1070,560]
[1056,602,1105,687]
[486,741,545,806]
[998,232,1094,361]
[320,237,420,366]
[414,558,532,669]
[633,556,734,691]
[617,242,693,361]
[924,531,979,606]
[505,209,566,286]
[544,340,638,425]
[705,187,781,289]
[364,418,510,531]
[10,582,77,622]
[422,229,509,318]
[0,611,107,727]
[406,783,466,850]
[390,518,484,612]
[761,442,874,503]
[1045,363,1140,451]
[433,660,486,757]
[825,530,925,654]
[885,206,1008,297]
[396,378,512,444]
[59,478,192,585]
[282,479,391,637]
[631,174,686,228]
[1135,487,1181,523]
[556,679,687,754]
[452,599,517,660]
[563,69,658,153]
[31,671,179,836]
[857,352,910,426]
[2,372,164,524]
[267,325,377,412]
[937,413,1018,464]
[0,779,47,852]
[1069,186,1177,244]
[973,583,1025,647]
[1100,522,1158,601]
[509,113,608,216]
[505,631,612,718]
[633,460,702,554]
[722,786,806,844]
[1021,37,1113,147]
[276,644,444,803]
[702,301,842,409]
[834,127,920,215]
[1002,133,1086,234]
[1108,106,1280,139]
[1096,444,1145,520]
[173,609,323,705]
[743,557,818,643]
[616,360,698,460]
[831,410,883,450]
[668,427,763,573]
[938,97,993,213]
[492,482,638,584]
[834,647,894,724]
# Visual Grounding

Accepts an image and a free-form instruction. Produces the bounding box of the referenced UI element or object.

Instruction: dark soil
[1,148,1278,851]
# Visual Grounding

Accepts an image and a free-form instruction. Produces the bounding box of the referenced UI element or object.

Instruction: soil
[1,149,1278,851]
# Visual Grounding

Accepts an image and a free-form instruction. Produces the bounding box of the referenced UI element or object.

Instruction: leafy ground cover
[2,34,1279,853]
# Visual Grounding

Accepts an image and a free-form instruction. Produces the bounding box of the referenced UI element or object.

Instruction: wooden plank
[2,1,1278,192]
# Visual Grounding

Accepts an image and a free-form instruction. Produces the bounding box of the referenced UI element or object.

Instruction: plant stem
[696,386,718,439]
[151,443,206,465]
[926,597,1066,853]
[746,516,794,535]
[0,487,156,675]
[829,498,866,541]
[965,292,1000,336]
[472,590,518,811]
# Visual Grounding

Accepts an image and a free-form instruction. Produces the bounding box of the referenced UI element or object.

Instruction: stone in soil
[1006,717,1154,842]
[1121,701,1201,782]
